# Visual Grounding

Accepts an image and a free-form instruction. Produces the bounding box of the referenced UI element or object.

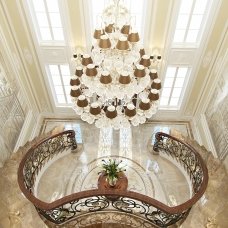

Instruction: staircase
[1,128,228,228]
[181,137,228,228]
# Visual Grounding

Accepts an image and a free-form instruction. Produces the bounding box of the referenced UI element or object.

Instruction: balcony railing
[18,131,208,227]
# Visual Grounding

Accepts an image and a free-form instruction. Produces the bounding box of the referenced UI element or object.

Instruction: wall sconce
[149,48,162,68]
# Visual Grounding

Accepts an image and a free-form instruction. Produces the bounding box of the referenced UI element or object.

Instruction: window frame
[27,0,65,45]
[172,0,213,48]
[159,65,192,110]
[46,63,72,107]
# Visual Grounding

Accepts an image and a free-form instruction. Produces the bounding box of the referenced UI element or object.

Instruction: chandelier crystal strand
[70,0,162,130]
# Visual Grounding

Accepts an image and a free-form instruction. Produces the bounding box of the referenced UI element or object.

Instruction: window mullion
[43,0,54,40]
[168,67,178,106]
[58,65,67,103]
[183,0,196,42]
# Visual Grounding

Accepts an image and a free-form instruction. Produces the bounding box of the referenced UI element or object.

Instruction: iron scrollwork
[19,131,208,227]
[112,197,190,227]
[23,131,77,193]
[153,132,205,194]
[37,196,110,224]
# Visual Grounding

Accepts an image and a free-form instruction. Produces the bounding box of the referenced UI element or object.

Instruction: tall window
[160,66,190,108]
[47,64,71,105]
[29,0,64,42]
[173,0,210,45]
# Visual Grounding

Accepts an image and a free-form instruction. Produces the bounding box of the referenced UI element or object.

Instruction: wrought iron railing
[153,132,208,195]
[19,130,77,194]
[18,131,208,227]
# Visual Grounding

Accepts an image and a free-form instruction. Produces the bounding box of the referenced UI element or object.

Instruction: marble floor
[0,118,227,227]
[37,119,191,206]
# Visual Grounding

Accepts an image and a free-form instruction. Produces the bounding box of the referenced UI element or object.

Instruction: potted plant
[100,159,126,187]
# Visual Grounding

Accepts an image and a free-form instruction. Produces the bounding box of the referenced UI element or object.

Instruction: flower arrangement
[100,159,126,186]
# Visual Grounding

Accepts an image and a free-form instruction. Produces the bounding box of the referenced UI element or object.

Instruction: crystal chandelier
[70,0,162,129]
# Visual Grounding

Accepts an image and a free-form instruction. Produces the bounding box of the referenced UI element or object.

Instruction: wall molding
[191,24,227,157]
[15,0,53,113]
[182,0,222,116]
[0,1,42,113]
[0,7,38,114]
[193,20,227,117]
[192,114,217,157]
[13,110,36,152]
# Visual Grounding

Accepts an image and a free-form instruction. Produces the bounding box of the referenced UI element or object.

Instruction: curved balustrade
[153,132,208,197]
[18,131,208,227]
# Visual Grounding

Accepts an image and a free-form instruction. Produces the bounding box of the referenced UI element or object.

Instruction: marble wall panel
[205,64,228,159]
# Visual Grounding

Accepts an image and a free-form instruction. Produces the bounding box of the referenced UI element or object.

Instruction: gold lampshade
[99,35,111,49]
[128,32,140,43]
[90,102,101,115]
[119,71,131,84]
[149,69,158,80]
[105,24,113,33]
[139,98,151,110]
[116,36,129,50]
[151,79,162,90]
[75,66,83,77]
[70,76,80,86]
[93,28,103,39]
[100,71,112,84]
[139,55,151,67]
[148,89,159,101]
[134,64,146,78]
[86,64,97,77]
[77,95,88,107]
[82,54,93,66]
[106,106,117,119]
[139,48,145,57]
[70,86,81,97]
[121,25,130,35]
[125,104,136,117]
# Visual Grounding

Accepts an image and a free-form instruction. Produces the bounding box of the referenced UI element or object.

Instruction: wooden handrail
[17,130,208,224]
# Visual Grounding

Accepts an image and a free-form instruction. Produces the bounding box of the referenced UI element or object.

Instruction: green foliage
[100,159,126,180]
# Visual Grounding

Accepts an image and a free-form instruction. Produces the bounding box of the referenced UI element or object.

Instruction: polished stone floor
[0,118,227,227]
[37,119,191,207]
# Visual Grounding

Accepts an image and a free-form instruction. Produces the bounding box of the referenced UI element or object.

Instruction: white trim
[160,65,191,109]
[13,110,36,152]
[0,3,39,113]
[190,118,202,144]
[152,109,193,122]
[183,0,223,115]
[1,0,53,113]
[190,23,227,156]
[159,0,222,118]
[80,0,92,50]
[30,114,45,139]
[199,114,217,157]
[172,0,215,47]
[194,26,228,115]
[143,0,155,48]
[59,0,75,62]
[21,0,69,112]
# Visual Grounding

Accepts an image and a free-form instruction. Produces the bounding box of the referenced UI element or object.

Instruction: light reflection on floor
[37,118,192,207]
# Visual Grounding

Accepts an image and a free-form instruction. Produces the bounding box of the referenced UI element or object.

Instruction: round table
[98,172,128,200]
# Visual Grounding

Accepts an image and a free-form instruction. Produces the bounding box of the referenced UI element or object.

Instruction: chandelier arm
[70,0,162,129]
